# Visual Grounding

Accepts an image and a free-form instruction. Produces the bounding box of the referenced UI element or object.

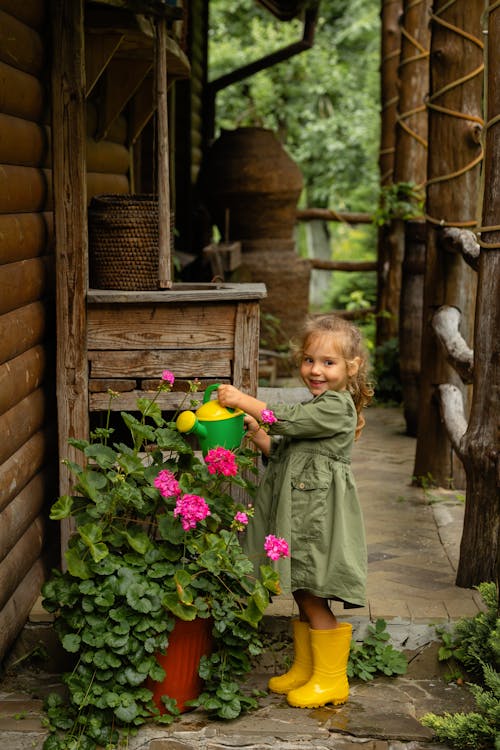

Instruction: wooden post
[51,0,89,562]
[156,16,173,289]
[413,0,483,487]
[394,0,431,434]
[456,2,500,587]
[376,0,402,345]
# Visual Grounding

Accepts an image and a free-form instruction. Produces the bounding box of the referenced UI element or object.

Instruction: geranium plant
[41,375,287,750]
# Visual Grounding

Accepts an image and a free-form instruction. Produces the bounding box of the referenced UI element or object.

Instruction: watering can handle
[203,383,236,413]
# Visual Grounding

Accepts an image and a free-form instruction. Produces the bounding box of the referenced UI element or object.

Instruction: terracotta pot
[198,127,303,241]
[147,617,213,714]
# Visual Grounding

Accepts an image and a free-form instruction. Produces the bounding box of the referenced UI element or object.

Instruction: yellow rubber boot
[268,619,313,694]
[286,623,352,708]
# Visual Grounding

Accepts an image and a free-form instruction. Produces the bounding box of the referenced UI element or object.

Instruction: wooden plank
[0,10,44,75]
[0,388,46,465]
[0,60,44,120]
[87,101,128,144]
[233,302,260,395]
[0,558,46,662]
[0,212,53,264]
[156,16,172,288]
[87,283,268,304]
[87,303,236,349]
[88,378,137,393]
[0,257,53,316]
[0,302,47,365]
[89,349,232,379]
[51,0,89,561]
[0,345,46,416]
[0,426,56,513]
[0,112,46,165]
[89,386,229,412]
[0,516,44,610]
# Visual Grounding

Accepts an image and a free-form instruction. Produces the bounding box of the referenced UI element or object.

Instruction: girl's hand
[243,414,260,437]
[217,384,243,409]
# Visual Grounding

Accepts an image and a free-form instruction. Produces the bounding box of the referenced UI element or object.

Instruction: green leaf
[114,699,139,722]
[61,633,81,653]
[84,443,117,469]
[76,470,108,502]
[162,593,197,620]
[49,495,74,520]
[65,547,92,579]
[120,527,152,555]
[137,398,163,426]
[78,523,109,563]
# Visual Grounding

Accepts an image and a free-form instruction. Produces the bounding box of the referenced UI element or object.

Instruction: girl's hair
[294,314,374,437]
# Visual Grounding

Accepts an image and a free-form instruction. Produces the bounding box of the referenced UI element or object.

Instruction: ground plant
[41,375,286,750]
[421,582,500,749]
[347,618,408,681]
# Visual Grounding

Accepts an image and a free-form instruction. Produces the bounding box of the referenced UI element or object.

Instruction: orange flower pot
[148,617,213,714]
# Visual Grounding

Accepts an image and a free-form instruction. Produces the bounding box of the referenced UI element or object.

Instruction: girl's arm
[243,415,271,457]
[217,384,267,422]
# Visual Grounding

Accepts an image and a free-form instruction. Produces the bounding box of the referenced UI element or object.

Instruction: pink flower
[174,494,211,531]
[261,409,277,425]
[154,469,181,498]
[234,511,249,525]
[264,534,289,561]
[161,370,175,386]
[205,446,238,477]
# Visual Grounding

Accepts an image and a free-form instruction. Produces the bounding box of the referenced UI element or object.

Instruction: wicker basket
[88,194,161,290]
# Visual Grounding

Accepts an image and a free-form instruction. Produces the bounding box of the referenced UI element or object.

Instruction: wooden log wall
[0,0,133,663]
[0,0,56,664]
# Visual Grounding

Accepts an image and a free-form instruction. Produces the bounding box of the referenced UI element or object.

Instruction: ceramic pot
[148,617,213,714]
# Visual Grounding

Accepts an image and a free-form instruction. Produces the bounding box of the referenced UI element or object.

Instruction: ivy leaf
[114,699,139,722]
[49,495,74,520]
[120,528,152,555]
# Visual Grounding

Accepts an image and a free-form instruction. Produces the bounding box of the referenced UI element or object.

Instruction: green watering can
[176,383,245,454]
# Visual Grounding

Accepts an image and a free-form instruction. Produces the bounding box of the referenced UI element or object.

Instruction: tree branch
[436,384,467,457]
[432,305,474,384]
[439,227,480,271]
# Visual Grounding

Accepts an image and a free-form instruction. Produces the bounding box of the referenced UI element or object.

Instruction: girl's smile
[300,334,352,396]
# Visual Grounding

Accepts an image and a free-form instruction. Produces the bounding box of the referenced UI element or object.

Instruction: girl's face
[300,333,359,397]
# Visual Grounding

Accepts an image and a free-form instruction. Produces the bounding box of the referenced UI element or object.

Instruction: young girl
[217,313,373,709]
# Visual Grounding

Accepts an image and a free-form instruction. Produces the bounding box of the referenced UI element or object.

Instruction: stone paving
[0,402,484,749]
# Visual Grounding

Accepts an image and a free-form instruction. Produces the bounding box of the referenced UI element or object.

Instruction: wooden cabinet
[87,284,267,412]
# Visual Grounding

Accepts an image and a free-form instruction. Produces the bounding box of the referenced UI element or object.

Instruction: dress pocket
[291,471,331,540]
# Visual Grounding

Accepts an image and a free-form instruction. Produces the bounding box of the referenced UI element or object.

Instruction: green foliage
[347,618,408,681]
[41,381,282,749]
[421,583,500,749]
[373,182,425,227]
[209,0,381,212]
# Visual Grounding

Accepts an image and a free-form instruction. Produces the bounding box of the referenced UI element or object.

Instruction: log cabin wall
[0,0,57,663]
[0,0,135,664]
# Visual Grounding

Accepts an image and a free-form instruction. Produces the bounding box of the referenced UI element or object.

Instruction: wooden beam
[156,16,172,288]
[51,0,89,562]
[84,30,124,97]
[128,72,155,145]
[97,57,152,141]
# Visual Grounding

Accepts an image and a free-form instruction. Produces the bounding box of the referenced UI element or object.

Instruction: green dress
[243,390,367,608]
